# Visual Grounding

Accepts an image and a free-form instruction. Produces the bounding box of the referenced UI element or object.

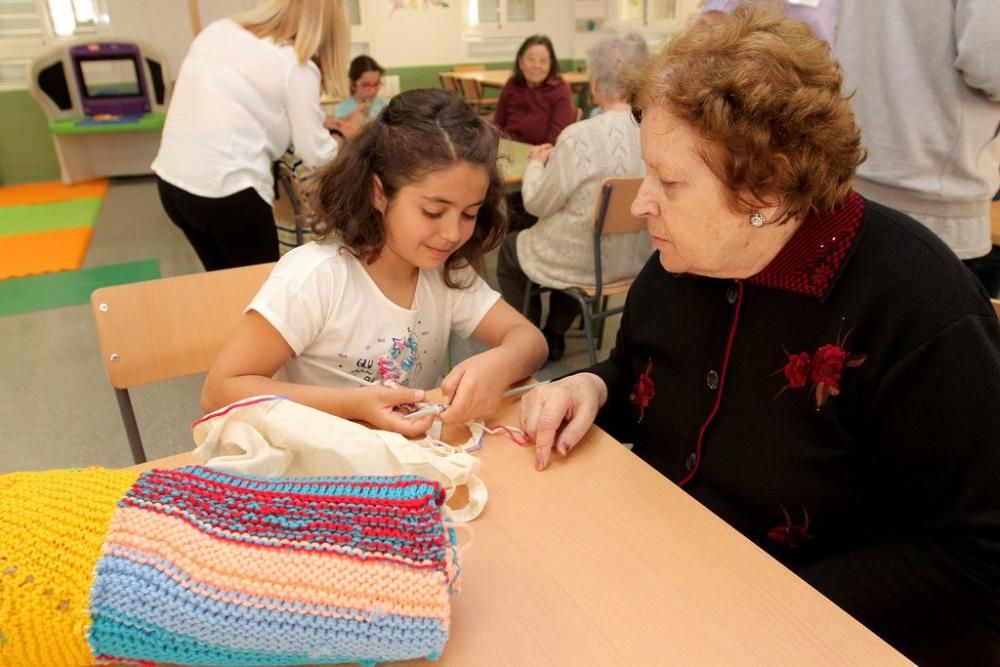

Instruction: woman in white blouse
[497,32,652,360]
[152,0,349,270]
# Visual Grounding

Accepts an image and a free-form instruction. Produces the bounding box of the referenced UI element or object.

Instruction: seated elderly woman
[497,31,651,360]
[519,7,1000,664]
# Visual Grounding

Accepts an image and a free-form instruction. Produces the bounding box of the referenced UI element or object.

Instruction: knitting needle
[312,361,374,388]
[402,381,550,420]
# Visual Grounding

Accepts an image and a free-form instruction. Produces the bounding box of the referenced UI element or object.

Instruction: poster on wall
[389,0,450,15]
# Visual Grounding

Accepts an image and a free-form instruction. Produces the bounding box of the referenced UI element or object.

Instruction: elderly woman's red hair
[627,4,865,224]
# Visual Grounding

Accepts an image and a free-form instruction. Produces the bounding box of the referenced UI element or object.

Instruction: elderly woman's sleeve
[493,84,511,132]
[797,312,1000,647]
[543,81,576,145]
[585,289,638,440]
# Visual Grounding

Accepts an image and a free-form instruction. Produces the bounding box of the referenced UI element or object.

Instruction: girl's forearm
[201,375,363,419]
[494,324,548,384]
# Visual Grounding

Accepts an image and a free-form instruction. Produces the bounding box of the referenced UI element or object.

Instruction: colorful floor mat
[0,259,160,317]
[0,179,108,279]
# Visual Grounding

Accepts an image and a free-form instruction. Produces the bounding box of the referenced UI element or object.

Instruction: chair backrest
[457,77,481,102]
[992,298,1000,320]
[592,177,645,235]
[439,72,458,92]
[575,107,583,122]
[90,263,275,390]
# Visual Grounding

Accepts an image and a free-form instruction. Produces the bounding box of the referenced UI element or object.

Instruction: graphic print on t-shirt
[351,331,422,385]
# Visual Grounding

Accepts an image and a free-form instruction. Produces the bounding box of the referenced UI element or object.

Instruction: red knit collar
[748,191,865,299]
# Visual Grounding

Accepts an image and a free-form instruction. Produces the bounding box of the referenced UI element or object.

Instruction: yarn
[0,466,460,666]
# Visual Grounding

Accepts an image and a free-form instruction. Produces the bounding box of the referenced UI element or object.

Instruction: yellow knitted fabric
[0,467,138,667]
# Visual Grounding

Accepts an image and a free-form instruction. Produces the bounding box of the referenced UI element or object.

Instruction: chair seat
[563,280,634,298]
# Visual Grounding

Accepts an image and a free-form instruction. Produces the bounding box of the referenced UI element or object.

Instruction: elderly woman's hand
[520,372,607,470]
[527,143,555,165]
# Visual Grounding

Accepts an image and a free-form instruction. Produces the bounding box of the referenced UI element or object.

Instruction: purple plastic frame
[70,42,150,116]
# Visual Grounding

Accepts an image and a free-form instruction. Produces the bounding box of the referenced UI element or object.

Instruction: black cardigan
[589,193,1000,664]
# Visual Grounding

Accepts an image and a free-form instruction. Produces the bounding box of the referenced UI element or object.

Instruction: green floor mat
[0,197,104,236]
[0,259,160,317]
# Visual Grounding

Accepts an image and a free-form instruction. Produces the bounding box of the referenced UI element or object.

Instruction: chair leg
[595,296,609,350]
[114,387,147,464]
[581,309,598,366]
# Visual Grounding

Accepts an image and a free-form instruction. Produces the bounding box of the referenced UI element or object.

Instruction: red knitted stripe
[749,191,864,298]
[120,500,451,570]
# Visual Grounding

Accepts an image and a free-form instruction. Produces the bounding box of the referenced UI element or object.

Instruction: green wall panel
[0,90,61,185]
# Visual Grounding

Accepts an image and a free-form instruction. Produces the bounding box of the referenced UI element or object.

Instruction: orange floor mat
[0,227,94,279]
[0,179,109,207]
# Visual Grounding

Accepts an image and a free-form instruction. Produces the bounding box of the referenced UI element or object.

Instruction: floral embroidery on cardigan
[774,326,866,409]
[630,359,655,422]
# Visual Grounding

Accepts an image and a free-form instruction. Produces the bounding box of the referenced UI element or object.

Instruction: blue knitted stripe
[90,607,436,666]
[89,554,448,655]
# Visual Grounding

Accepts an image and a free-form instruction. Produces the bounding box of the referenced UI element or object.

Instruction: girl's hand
[519,373,606,470]
[350,385,436,437]
[439,351,511,425]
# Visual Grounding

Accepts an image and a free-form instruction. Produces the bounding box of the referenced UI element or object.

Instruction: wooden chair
[575,107,584,122]
[452,64,498,115]
[274,153,320,254]
[992,298,1000,320]
[438,71,458,94]
[522,177,645,365]
[90,263,275,463]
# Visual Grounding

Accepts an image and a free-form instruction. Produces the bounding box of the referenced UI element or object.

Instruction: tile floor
[0,176,622,473]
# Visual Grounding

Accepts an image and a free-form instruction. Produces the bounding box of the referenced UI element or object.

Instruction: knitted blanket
[0,466,460,666]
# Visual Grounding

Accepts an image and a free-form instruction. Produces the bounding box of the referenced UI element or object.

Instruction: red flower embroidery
[811,344,847,386]
[774,326,866,408]
[783,351,811,389]
[630,359,655,422]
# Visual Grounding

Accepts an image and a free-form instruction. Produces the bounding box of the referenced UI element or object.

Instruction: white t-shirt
[152,19,337,205]
[249,241,501,389]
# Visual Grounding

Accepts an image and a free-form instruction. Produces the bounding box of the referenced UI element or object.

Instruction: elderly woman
[493,35,576,147]
[520,7,1000,664]
[497,32,650,360]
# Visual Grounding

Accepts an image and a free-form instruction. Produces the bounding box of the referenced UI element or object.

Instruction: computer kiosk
[28,40,170,184]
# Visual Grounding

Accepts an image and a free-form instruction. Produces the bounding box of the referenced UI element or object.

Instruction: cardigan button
[726,285,739,304]
[685,452,697,471]
[706,369,720,390]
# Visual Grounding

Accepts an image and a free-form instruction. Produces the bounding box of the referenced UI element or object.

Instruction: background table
[138,396,908,665]
[498,138,532,186]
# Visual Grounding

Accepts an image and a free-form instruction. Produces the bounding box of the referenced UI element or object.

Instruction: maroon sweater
[493,76,575,145]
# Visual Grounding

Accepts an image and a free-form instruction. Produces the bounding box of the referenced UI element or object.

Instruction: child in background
[203,89,548,436]
[334,55,389,123]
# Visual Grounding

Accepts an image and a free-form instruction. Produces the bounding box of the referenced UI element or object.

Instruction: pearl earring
[749,211,766,228]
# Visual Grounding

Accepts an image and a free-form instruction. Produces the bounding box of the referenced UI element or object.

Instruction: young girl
[333,55,388,123]
[202,89,548,436]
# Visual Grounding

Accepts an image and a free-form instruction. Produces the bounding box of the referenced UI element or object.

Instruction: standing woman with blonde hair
[153,0,350,270]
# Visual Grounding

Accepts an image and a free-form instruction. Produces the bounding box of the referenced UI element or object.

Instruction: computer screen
[79,57,141,98]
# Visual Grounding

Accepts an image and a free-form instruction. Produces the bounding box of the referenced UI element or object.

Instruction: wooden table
[449,69,589,90]
[137,397,908,665]
[498,137,532,186]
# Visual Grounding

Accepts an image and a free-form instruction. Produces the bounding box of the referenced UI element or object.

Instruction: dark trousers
[496,232,579,334]
[505,192,538,232]
[156,176,279,271]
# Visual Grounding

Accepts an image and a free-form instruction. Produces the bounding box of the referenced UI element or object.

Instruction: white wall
[103,0,678,80]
